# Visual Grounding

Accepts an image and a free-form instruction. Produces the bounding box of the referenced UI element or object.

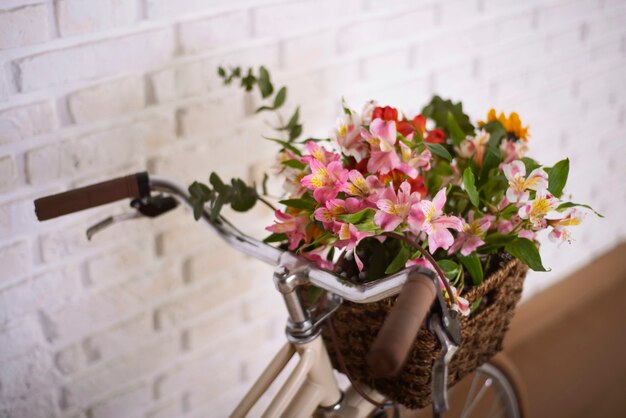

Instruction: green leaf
[279,198,316,211]
[240,69,256,91]
[285,107,300,130]
[264,137,302,156]
[505,238,547,271]
[354,219,381,233]
[257,66,273,98]
[521,157,541,174]
[426,173,443,196]
[482,121,506,147]
[385,246,411,275]
[273,87,287,109]
[281,159,306,170]
[288,124,303,142]
[335,208,375,224]
[425,143,452,161]
[458,253,484,285]
[447,112,465,146]
[217,67,226,78]
[421,96,474,135]
[557,202,604,218]
[484,233,516,246]
[229,178,257,212]
[547,158,569,198]
[479,146,502,184]
[209,172,229,194]
[188,181,212,200]
[437,260,460,279]
[462,168,480,207]
[263,232,287,243]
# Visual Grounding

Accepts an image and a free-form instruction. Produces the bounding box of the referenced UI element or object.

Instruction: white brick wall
[0,0,625,417]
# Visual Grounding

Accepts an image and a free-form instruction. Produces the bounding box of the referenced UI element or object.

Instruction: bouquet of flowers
[189,66,601,317]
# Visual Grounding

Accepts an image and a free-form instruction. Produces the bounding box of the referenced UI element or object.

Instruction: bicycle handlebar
[34,172,150,221]
[366,272,436,378]
[33,172,436,305]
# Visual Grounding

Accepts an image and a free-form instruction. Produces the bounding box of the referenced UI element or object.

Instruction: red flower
[396,121,414,137]
[413,115,426,134]
[407,175,427,197]
[373,106,398,122]
[425,129,445,144]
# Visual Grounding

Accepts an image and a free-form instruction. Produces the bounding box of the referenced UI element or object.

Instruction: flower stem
[257,195,278,212]
[382,231,458,309]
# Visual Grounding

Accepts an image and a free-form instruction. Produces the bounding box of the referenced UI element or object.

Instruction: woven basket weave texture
[323,255,528,409]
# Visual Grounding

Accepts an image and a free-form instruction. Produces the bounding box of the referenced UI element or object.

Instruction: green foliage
[188,172,259,222]
[547,158,569,198]
[279,197,316,211]
[438,259,460,279]
[335,208,375,224]
[281,159,307,170]
[505,238,547,271]
[218,65,301,145]
[421,96,474,135]
[458,253,484,285]
[482,121,507,147]
[479,146,503,186]
[462,167,480,207]
[425,143,452,161]
[385,245,412,275]
[257,66,273,98]
[521,157,541,173]
[447,112,466,146]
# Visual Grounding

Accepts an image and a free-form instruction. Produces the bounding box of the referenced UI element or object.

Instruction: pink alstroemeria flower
[362,118,401,174]
[448,212,492,256]
[397,140,432,178]
[503,160,548,203]
[301,159,349,203]
[458,130,490,166]
[302,247,335,271]
[374,181,422,231]
[314,198,363,232]
[344,170,384,203]
[546,208,583,243]
[266,210,308,250]
[336,223,373,271]
[408,188,464,252]
[500,139,528,164]
[301,141,341,165]
[334,113,369,161]
[438,278,470,317]
[518,190,559,229]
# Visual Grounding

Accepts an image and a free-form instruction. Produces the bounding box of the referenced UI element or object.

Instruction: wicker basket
[322,253,528,409]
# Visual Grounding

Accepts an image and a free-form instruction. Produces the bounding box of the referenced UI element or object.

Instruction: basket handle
[366,270,437,378]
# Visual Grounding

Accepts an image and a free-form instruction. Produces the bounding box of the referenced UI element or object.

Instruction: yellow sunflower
[478,109,530,142]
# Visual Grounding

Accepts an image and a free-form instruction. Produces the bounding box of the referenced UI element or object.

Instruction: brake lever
[86,211,142,240]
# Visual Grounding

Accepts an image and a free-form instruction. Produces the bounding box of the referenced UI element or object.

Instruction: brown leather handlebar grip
[366,271,437,378]
[34,172,150,221]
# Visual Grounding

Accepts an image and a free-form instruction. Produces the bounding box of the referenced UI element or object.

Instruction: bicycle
[34,171,528,418]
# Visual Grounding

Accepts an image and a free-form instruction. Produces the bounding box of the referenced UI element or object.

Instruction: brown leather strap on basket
[366,271,437,378]
[34,172,150,221]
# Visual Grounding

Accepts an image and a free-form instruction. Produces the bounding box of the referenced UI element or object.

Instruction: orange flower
[479,109,530,142]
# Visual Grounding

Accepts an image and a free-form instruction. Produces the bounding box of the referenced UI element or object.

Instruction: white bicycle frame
[232,338,385,418]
